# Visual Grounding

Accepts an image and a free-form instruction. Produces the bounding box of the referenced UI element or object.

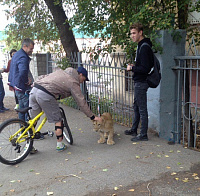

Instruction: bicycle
[0,106,73,165]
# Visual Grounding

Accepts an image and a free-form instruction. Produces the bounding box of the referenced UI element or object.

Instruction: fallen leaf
[103,169,108,172]
[169,150,174,153]
[29,169,34,172]
[132,142,137,145]
[114,187,118,190]
[157,155,161,157]
[177,150,181,153]
[47,192,54,195]
[177,162,181,165]
[65,159,69,161]
[182,178,189,182]
[0,184,3,187]
[10,180,16,183]
[165,155,169,157]
[35,173,40,175]
[166,166,171,169]
[117,134,120,136]
[171,172,177,176]
[10,189,15,192]
[192,173,198,177]
[156,145,160,147]
[135,156,140,159]
[180,167,184,169]
[150,152,154,154]
[194,176,200,180]
[128,189,135,192]
[175,178,179,181]
[67,152,71,155]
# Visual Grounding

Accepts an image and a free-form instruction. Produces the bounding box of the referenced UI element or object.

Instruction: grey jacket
[35,67,94,118]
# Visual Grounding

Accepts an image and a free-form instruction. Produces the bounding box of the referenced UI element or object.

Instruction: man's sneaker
[30,147,38,154]
[131,134,148,142]
[124,129,137,136]
[56,143,67,152]
[14,104,19,110]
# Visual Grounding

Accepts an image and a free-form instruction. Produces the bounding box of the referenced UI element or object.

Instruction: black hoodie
[132,38,154,82]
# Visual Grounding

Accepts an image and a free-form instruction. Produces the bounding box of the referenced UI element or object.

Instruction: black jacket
[132,38,154,82]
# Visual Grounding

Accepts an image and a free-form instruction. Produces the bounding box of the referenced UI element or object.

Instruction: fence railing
[51,52,135,127]
[173,56,200,149]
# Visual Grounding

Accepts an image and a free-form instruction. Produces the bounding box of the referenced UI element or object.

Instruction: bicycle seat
[15,107,32,114]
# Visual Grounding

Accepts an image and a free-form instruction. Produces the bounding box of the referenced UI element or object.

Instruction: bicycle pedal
[47,131,54,137]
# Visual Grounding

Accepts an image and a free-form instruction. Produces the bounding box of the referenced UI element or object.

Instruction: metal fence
[173,56,200,149]
[48,52,135,127]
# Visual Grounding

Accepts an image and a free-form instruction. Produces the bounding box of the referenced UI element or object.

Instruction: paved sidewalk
[0,75,200,195]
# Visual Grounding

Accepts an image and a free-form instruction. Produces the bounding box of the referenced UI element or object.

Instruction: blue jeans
[0,78,5,109]
[15,90,30,121]
[131,82,149,136]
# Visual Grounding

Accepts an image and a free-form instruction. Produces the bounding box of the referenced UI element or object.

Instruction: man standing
[0,69,9,113]
[8,38,34,121]
[8,38,37,153]
[124,23,154,141]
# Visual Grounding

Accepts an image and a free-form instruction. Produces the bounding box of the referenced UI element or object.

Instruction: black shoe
[131,134,148,141]
[30,147,38,154]
[124,129,137,136]
[0,109,5,113]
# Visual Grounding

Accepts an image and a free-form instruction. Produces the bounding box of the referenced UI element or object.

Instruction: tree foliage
[1,0,200,54]
[68,0,200,53]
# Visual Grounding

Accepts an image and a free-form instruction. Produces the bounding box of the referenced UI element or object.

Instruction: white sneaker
[14,104,19,110]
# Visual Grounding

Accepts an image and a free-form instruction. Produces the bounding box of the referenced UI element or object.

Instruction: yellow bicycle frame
[9,111,47,144]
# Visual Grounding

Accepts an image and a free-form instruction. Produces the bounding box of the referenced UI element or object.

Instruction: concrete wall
[148,30,186,141]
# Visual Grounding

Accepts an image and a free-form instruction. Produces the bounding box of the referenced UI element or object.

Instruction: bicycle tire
[59,107,73,145]
[0,119,33,165]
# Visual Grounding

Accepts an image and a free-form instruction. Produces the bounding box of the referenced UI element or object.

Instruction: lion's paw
[107,140,115,145]
[98,139,106,144]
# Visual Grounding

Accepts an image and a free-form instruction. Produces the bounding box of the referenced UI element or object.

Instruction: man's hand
[94,116,102,122]
[127,63,134,71]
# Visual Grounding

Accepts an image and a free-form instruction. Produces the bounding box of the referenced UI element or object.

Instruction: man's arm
[18,56,29,85]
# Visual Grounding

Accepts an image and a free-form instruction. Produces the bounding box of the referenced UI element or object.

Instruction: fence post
[78,52,87,98]
[147,29,186,142]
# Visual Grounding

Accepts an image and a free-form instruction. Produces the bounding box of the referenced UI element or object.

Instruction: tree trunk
[177,0,189,29]
[44,0,79,57]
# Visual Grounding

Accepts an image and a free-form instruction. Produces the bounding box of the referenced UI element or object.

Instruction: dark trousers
[0,78,5,109]
[131,82,149,136]
[15,90,30,121]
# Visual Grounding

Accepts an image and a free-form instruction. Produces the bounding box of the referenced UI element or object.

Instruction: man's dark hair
[9,49,17,58]
[22,38,34,48]
[129,23,144,34]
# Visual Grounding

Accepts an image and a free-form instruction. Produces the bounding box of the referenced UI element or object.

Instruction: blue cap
[77,67,89,81]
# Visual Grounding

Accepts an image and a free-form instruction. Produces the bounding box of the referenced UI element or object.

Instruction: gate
[173,56,200,149]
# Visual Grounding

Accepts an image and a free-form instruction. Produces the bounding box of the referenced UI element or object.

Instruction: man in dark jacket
[8,38,34,121]
[124,23,154,141]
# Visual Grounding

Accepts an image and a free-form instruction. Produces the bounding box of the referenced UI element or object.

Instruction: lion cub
[93,112,115,145]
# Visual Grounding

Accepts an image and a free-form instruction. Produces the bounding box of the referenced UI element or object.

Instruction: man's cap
[77,67,89,81]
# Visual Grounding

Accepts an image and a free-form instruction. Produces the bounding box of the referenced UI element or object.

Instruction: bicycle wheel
[59,107,73,145]
[0,119,33,165]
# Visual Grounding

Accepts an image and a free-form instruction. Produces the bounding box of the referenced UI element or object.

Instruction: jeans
[15,90,30,121]
[0,78,5,109]
[131,82,149,136]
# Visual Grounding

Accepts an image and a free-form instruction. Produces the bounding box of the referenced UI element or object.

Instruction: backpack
[139,43,161,88]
